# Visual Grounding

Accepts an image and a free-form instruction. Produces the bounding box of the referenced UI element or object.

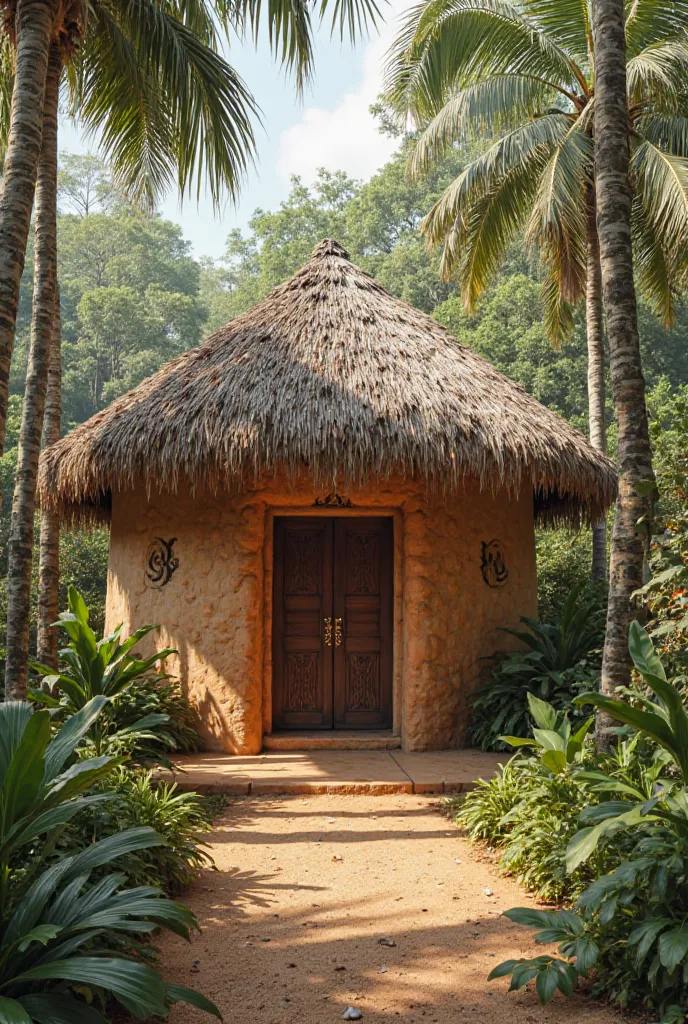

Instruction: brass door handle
[334,617,343,647]
[324,617,333,646]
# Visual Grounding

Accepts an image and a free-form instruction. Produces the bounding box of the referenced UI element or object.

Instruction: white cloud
[277,1,408,184]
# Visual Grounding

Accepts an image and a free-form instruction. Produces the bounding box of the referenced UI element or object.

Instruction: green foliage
[384,0,688,341]
[455,745,599,903]
[65,768,214,895]
[29,585,183,762]
[453,756,531,844]
[467,586,603,750]
[0,699,220,1022]
[535,528,596,623]
[632,382,688,676]
[490,626,688,1018]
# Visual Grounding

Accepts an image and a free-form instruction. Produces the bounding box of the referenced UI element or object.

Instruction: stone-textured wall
[106,474,536,754]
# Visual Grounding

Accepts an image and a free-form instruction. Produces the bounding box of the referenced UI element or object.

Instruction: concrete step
[262,730,402,751]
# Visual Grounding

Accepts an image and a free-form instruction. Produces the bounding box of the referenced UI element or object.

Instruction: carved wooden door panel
[273,516,393,731]
[272,518,334,729]
[333,518,393,729]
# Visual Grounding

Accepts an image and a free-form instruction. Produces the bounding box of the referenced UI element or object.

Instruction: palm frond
[232,0,315,93]
[636,113,688,156]
[384,0,585,124]
[632,191,676,325]
[624,0,688,57]
[520,0,592,69]
[452,158,544,305]
[408,76,563,176]
[631,138,688,259]
[525,126,591,305]
[540,256,576,343]
[67,1,259,209]
[631,136,688,318]
[231,0,382,93]
[627,38,688,110]
[422,140,546,302]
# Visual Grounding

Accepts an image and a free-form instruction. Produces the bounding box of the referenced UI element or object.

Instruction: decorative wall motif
[285,653,319,711]
[314,491,352,508]
[144,537,179,588]
[346,653,379,711]
[285,531,319,594]
[347,533,378,594]
[480,539,509,587]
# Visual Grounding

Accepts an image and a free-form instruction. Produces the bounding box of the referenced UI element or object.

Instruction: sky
[58,0,409,263]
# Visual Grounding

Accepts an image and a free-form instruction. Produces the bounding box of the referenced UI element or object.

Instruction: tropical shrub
[633,383,688,677]
[0,699,220,1022]
[29,585,192,762]
[457,696,601,901]
[66,768,214,894]
[489,624,688,1020]
[467,586,603,750]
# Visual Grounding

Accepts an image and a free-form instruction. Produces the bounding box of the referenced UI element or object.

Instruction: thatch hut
[39,240,616,754]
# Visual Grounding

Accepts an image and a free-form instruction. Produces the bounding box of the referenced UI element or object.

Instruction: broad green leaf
[629,620,667,680]
[566,806,646,872]
[503,908,561,928]
[0,997,31,1024]
[532,728,565,751]
[18,993,105,1024]
[17,924,61,951]
[535,964,559,1004]
[43,696,110,782]
[541,748,567,773]
[527,693,558,730]
[14,958,168,1020]
[487,958,520,980]
[0,702,34,777]
[628,918,672,967]
[3,710,50,825]
[658,926,688,972]
[166,984,223,1019]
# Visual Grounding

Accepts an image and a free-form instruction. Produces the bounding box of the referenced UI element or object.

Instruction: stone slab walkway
[157,794,630,1024]
[162,750,505,795]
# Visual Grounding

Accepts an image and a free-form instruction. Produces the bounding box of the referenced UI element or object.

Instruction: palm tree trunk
[5,43,61,699]
[585,186,608,580]
[37,285,61,668]
[0,0,55,459]
[592,0,656,727]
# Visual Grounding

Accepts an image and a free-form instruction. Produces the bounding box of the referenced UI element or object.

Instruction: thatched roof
[39,239,616,525]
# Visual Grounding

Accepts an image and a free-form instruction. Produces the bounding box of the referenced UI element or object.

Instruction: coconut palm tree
[4,38,61,695]
[0,0,381,453]
[384,0,688,579]
[592,0,657,730]
[36,287,60,669]
[3,3,260,697]
[2,0,382,698]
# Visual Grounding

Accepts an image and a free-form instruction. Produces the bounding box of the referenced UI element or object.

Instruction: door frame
[262,506,403,740]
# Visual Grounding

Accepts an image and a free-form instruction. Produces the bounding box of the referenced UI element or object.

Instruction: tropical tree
[0,0,381,453]
[2,0,381,698]
[592,0,657,733]
[2,3,258,698]
[37,289,61,667]
[384,0,688,579]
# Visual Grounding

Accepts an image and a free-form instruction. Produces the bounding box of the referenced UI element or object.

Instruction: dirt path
[159,795,632,1024]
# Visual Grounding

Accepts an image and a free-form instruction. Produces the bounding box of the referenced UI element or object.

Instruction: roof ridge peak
[311,238,350,260]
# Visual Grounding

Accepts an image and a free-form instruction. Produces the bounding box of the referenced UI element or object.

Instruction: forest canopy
[2,147,687,648]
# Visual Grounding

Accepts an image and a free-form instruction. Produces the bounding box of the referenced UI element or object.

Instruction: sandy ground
[158,795,636,1024]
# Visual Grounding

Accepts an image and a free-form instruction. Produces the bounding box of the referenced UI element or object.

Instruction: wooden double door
[272,516,393,730]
